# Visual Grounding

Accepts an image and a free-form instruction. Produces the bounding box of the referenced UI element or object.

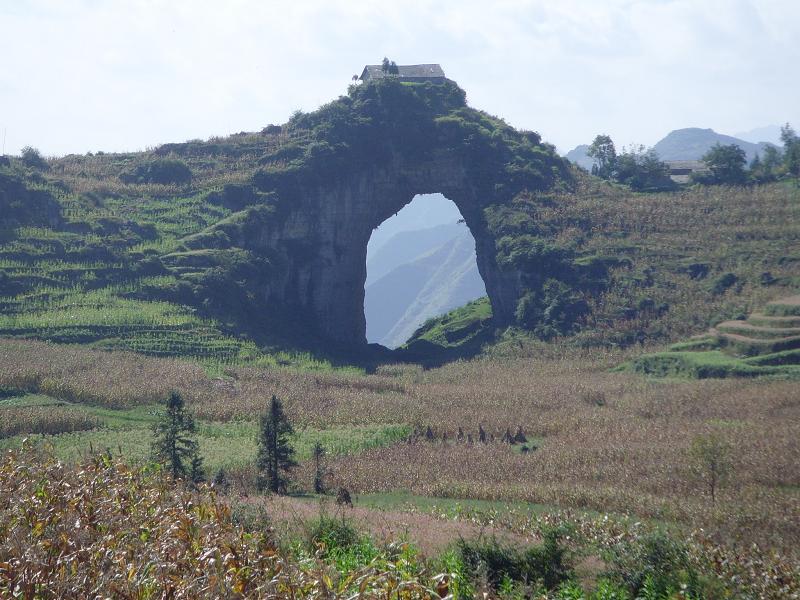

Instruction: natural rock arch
[201,79,574,347]
[250,152,522,345]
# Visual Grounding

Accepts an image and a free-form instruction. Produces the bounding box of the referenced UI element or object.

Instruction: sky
[1,0,798,157]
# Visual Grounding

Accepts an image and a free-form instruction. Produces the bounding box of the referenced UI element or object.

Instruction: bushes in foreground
[0,447,441,599]
[1,447,795,598]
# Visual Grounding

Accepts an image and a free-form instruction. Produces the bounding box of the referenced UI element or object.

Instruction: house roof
[665,160,708,171]
[360,64,445,80]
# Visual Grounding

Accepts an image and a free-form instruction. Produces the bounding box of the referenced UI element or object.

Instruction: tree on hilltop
[256,395,297,494]
[381,57,400,75]
[614,145,675,191]
[696,143,747,185]
[587,135,617,180]
[20,146,49,171]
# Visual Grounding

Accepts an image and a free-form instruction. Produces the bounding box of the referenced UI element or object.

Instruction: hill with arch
[1,78,800,365]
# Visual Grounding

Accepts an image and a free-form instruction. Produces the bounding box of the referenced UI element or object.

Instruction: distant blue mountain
[564,144,594,170]
[366,222,464,285]
[367,193,462,255]
[565,127,779,168]
[652,128,776,162]
[364,228,485,348]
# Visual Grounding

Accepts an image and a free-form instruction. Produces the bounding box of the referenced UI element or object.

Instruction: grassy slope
[2,78,799,365]
[623,294,800,378]
[0,151,353,369]
[0,392,409,475]
[406,178,800,355]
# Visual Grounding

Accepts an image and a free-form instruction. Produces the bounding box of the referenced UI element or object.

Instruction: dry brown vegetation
[2,337,798,561]
[0,405,99,437]
[528,178,800,345]
[0,447,442,599]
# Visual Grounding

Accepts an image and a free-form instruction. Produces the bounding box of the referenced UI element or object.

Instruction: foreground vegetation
[1,336,798,596]
[2,446,797,599]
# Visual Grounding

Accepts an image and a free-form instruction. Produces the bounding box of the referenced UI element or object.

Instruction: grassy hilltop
[1,80,800,597]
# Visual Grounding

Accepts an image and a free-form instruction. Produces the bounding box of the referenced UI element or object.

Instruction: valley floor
[1,336,798,597]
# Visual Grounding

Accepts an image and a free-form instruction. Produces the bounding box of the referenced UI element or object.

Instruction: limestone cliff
[181,78,576,346]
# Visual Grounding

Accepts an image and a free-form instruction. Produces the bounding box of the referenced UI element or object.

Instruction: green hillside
[0,141,337,368]
[2,79,800,367]
[624,294,800,378]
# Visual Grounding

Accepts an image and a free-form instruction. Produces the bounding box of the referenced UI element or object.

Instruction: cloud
[0,0,797,156]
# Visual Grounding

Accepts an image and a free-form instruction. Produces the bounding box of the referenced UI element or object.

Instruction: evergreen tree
[256,395,297,493]
[781,122,800,178]
[762,145,782,181]
[312,442,326,494]
[749,153,762,180]
[151,391,204,482]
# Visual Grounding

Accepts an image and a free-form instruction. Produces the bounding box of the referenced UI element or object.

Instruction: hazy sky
[1,0,798,157]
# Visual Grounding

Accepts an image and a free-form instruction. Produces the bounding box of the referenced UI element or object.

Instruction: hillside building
[359,64,446,83]
[665,160,710,184]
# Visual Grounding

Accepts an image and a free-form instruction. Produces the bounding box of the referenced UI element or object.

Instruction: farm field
[2,335,798,597]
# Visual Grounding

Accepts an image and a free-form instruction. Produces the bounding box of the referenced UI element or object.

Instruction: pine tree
[256,395,297,493]
[312,442,326,494]
[151,391,203,482]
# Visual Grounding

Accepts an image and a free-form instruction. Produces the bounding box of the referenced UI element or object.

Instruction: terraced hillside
[2,79,800,365]
[0,134,351,368]
[627,294,800,378]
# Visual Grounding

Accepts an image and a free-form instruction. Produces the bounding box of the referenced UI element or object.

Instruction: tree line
[586,122,800,188]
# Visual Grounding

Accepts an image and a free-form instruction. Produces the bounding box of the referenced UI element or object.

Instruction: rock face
[241,151,523,346]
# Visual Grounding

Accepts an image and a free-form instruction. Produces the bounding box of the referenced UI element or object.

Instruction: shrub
[120,158,192,185]
[515,280,589,338]
[605,531,698,597]
[20,146,49,170]
[306,513,360,555]
[456,528,572,591]
[709,272,738,295]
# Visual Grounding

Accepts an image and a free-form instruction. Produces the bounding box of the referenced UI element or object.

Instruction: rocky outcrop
[235,151,525,346]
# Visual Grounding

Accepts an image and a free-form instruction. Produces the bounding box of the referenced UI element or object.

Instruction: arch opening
[363,193,487,348]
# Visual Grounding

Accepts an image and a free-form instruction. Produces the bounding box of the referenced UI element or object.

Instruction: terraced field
[627,294,800,377]
[0,155,346,369]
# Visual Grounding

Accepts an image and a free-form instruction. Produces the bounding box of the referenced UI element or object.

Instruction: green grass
[625,350,800,379]
[406,297,492,348]
[621,294,800,379]
[0,394,410,473]
[350,491,553,515]
[764,299,800,317]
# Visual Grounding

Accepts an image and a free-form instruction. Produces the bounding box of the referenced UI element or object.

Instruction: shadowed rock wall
[243,151,522,345]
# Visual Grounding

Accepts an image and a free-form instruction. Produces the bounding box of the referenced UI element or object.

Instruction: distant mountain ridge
[364,227,485,348]
[366,222,465,286]
[564,144,594,170]
[652,128,775,162]
[564,127,779,167]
